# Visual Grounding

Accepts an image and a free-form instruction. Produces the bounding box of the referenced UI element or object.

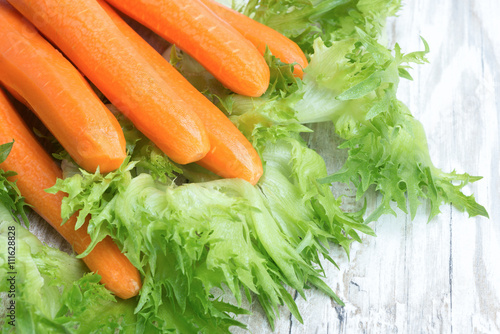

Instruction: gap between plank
[449,204,453,334]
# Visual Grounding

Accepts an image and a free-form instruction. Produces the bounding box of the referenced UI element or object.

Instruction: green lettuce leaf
[0,141,29,225]
[237,0,401,55]
[302,34,487,221]
[2,162,243,333]
[50,115,374,328]
[0,192,137,333]
[49,168,328,329]
[223,21,487,221]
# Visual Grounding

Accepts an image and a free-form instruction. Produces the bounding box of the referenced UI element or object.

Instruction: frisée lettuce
[222,0,488,222]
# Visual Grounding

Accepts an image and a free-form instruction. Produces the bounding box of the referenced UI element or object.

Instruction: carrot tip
[115,277,142,299]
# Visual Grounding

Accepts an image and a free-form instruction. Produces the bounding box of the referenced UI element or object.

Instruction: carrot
[0,1,126,173]
[98,0,263,185]
[7,0,210,165]
[0,88,141,299]
[199,0,308,79]
[103,0,270,97]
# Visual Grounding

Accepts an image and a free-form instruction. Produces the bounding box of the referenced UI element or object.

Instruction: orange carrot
[98,0,263,185]
[7,0,210,165]
[0,88,141,299]
[0,1,126,173]
[104,0,270,97]
[200,0,308,78]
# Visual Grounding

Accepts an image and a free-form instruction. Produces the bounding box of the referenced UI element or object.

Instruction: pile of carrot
[0,0,126,174]
[0,0,308,297]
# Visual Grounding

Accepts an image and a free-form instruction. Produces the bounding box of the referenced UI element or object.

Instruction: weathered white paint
[25,0,499,333]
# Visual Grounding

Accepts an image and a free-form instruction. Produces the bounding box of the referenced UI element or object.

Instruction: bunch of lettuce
[0,142,138,334]
[1,0,488,333]
[1,145,247,333]
[50,109,369,331]
[224,0,487,222]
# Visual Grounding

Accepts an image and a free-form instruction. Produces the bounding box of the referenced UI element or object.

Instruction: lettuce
[0,141,28,224]
[47,85,374,329]
[238,0,401,54]
[222,11,487,222]
[0,228,136,334]
[51,144,371,329]
[303,34,487,220]
[0,170,137,333]
[1,154,245,333]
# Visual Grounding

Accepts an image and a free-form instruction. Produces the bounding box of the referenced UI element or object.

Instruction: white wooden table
[27,0,499,333]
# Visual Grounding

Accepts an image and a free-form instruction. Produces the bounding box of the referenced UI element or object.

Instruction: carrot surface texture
[0,1,126,173]
[200,0,308,79]
[0,88,141,299]
[7,0,210,165]
[104,0,270,97]
[98,0,263,185]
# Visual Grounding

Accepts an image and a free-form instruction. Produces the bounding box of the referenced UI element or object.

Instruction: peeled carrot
[104,0,270,97]
[0,88,141,299]
[0,1,126,173]
[98,0,263,185]
[7,0,210,165]
[200,0,308,78]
